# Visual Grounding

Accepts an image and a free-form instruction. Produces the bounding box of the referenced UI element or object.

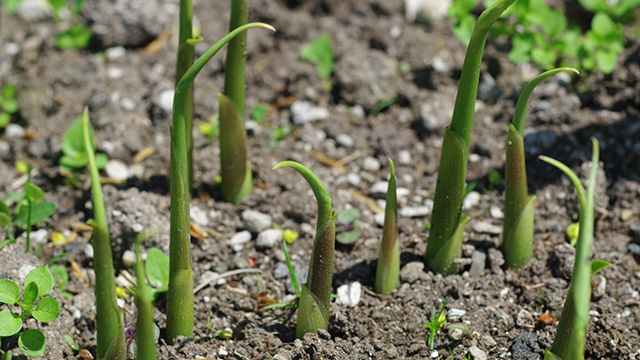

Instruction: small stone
[490,206,504,219]
[431,56,448,74]
[371,181,389,196]
[158,89,175,113]
[448,327,465,341]
[363,156,381,171]
[3,43,20,56]
[462,191,481,210]
[29,229,48,245]
[630,243,640,255]
[400,206,432,218]
[516,309,534,327]
[256,229,283,250]
[290,100,329,124]
[218,346,228,356]
[473,221,502,235]
[120,97,136,111]
[132,223,144,233]
[374,213,385,227]
[448,308,466,318]
[229,256,250,270]
[396,187,411,198]
[105,160,130,180]
[511,332,542,360]
[273,262,289,279]
[621,309,631,317]
[229,231,252,252]
[398,150,412,165]
[400,261,425,284]
[0,140,10,157]
[336,282,362,307]
[122,250,136,267]
[469,250,487,276]
[481,334,497,348]
[107,67,124,79]
[17,0,53,21]
[419,106,448,132]
[346,173,361,186]
[84,244,94,259]
[5,124,25,139]
[105,46,126,61]
[468,345,487,360]
[621,209,634,222]
[404,0,451,22]
[190,206,208,226]
[242,210,272,234]
[430,350,440,358]
[317,329,331,340]
[336,133,354,147]
[272,351,292,360]
[348,105,365,118]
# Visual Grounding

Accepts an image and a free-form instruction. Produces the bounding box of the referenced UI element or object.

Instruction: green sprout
[424,299,469,350]
[566,222,579,247]
[56,23,92,50]
[273,161,337,339]
[426,0,516,274]
[82,108,126,359]
[0,85,19,128]
[502,67,579,269]
[301,33,334,80]
[134,230,161,360]
[261,235,301,310]
[219,0,253,204]
[375,159,400,295]
[206,317,233,340]
[336,208,363,245]
[0,265,60,357]
[59,114,109,173]
[540,138,612,359]
[166,21,274,343]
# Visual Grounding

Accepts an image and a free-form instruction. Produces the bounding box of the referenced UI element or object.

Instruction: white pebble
[105,46,126,61]
[362,156,381,171]
[105,160,130,180]
[335,133,354,147]
[107,67,124,79]
[5,124,25,139]
[158,89,175,113]
[229,231,252,252]
[120,97,136,111]
[3,42,20,56]
[336,282,362,307]
[374,213,385,227]
[242,210,272,233]
[398,150,412,165]
[190,206,208,227]
[462,191,481,210]
[346,173,361,186]
[370,181,389,196]
[400,205,432,218]
[490,206,504,219]
[256,229,283,250]
[291,100,329,124]
[18,265,37,280]
[448,308,466,318]
[472,221,502,235]
[122,250,136,267]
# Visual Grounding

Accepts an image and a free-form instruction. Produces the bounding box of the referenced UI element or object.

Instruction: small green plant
[144,247,169,300]
[82,108,126,359]
[566,222,580,247]
[336,208,363,245]
[59,114,108,173]
[49,264,73,299]
[133,231,161,360]
[0,265,60,357]
[56,24,92,50]
[502,67,579,269]
[540,138,612,359]
[426,0,515,274]
[0,177,56,253]
[166,21,274,342]
[375,159,400,295]
[274,161,337,339]
[424,299,469,350]
[0,85,19,129]
[206,317,233,340]
[301,33,334,91]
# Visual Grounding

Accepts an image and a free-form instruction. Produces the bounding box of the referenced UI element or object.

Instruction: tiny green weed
[0,85,19,129]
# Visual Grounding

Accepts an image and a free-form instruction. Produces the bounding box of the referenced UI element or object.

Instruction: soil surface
[1,0,640,359]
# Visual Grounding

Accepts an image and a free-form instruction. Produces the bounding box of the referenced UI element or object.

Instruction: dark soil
[1,0,640,359]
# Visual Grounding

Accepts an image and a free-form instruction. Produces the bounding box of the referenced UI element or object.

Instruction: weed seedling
[336,208,363,245]
[426,0,515,274]
[0,85,19,128]
[206,317,233,340]
[59,114,109,174]
[375,159,400,295]
[0,265,60,357]
[540,138,611,359]
[274,161,337,339]
[424,299,468,350]
[301,33,334,91]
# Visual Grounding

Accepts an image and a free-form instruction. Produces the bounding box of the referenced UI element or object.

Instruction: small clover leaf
[0,309,22,337]
[22,282,39,307]
[32,296,60,322]
[24,265,54,298]
[0,279,20,305]
[18,329,46,357]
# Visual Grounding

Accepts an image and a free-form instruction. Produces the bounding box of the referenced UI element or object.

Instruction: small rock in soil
[5,123,25,139]
[398,150,412,165]
[28,228,48,245]
[472,221,502,235]
[448,327,465,341]
[592,275,607,300]
[335,133,355,147]
[490,205,504,219]
[122,250,136,267]
[400,206,432,218]
[290,100,329,124]
[242,209,272,233]
[374,213,385,226]
[273,351,292,360]
[229,231,252,252]
[448,308,466,318]
[550,243,575,278]
[404,0,451,22]
[371,181,389,196]
[462,191,481,210]
[17,0,52,21]
[336,282,362,307]
[516,309,534,327]
[478,72,501,103]
[105,46,126,61]
[363,156,381,171]
[346,172,361,186]
[0,141,10,158]
[256,229,283,250]
[400,261,426,284]
[348,105,365,118]
[105,159,130,180]
[317,329,331,340]
[468,345,487,360]
[481,334,497,348]
[469,250,487,276]
[488,248,505,274]
[628,242,640,255]
[274,262,289,279]
[190,206,208,226]
[511,332,543,360]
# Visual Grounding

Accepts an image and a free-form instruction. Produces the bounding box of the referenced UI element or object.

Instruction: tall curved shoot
[503,67,579,268]
[426,0,516,274]
[82,108,126,360]
[167,22,275,343]
[273,161,337,339]
[220,0,252,204]
[540,139,611,359]
[176,0,195,192]
[375,159,400,294]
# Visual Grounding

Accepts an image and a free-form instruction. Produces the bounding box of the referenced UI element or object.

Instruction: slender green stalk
[273,161,336,339]
[176,0,195,192]
[166,22,275,343]
[82,108,126,360]
[220,0,252,204]
[375,159,399,294]
[135,234,157,360]
[426,0,515,274]
[541,138,610,359]
[503,68,579,268]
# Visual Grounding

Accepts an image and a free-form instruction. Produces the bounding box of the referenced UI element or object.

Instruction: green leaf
[15,201,56,227]
[590,259,612,276]
[337,208,361,224]
[24,265,54,298]
[452,15,476,46]
[0,213,10,227]
[62,115,92,157]
[56,23,92,50]
[0,279,20,305]
[18,329,46,357]
[301,34,334,79]
[145,248,170,289]
[46,0,66,11]
[2,98,19,114]
[22,282,38,307]
[59,154,88,169]
[50,264,69,291]
[577,0,607,13]
[251,105,268,123]
[0,201,10,216]
[591,12,615,36]
[95,153,109,170]
[64,335,81,351]
[0,113,10,128]
[336,229,362,245]
[542,10,566,37]
[0,309,22,337]
[531,46,557,69]
[595,49,618,74]
[32,296,60,322]
[23,183,46,202]
[1,85,16,98]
